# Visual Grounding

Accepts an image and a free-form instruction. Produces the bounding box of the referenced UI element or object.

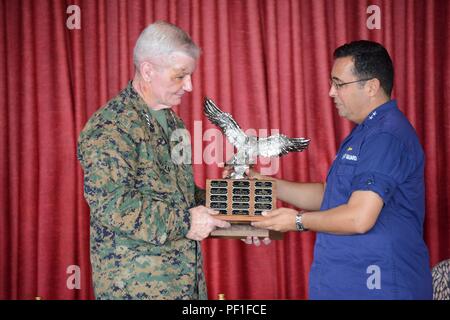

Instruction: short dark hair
[334,40,394,97]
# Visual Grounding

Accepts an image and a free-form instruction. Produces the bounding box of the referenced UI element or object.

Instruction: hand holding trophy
[203,97,310,239]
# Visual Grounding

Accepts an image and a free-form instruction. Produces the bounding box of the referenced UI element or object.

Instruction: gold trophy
[203,98,310,239]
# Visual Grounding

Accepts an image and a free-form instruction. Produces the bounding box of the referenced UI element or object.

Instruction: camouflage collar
[122,81,148,114]
[121,82,184,141]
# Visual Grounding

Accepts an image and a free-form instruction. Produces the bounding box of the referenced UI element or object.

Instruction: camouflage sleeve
[78,124,191,245]
[194,185,206,206]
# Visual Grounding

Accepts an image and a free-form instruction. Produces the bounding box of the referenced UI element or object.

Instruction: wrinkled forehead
[162,51,197,74]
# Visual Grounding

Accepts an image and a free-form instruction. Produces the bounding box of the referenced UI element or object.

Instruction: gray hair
[133,21,200,68]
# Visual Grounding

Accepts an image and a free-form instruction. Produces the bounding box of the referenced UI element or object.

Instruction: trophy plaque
[206,178,283,239]
[203,97,310,239]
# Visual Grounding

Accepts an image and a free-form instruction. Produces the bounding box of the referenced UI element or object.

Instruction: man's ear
[366,78,381,97]
[140,61,154,82]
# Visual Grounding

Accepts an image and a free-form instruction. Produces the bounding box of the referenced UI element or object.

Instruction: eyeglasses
[329,78,373,90]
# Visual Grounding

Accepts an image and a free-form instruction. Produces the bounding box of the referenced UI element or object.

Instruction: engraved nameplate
[206,179,276,222]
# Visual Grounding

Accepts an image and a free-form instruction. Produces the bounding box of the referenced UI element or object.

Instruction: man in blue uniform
[252,40,433,299]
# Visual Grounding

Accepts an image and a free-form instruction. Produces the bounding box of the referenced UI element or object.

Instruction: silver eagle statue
[204,97,310,179]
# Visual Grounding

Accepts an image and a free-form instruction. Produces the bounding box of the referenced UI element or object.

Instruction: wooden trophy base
[209,222,283,240]
[206,179,283,240]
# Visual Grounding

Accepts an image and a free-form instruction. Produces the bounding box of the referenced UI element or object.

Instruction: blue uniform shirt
[309,100,432,300]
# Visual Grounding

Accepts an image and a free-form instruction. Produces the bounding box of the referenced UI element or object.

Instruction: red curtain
[1,0,449,300]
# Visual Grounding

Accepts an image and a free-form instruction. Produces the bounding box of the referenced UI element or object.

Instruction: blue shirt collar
[360,99,397,128]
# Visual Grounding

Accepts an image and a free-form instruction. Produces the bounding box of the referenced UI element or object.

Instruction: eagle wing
[257,134,310,158]
[204,97,247,148]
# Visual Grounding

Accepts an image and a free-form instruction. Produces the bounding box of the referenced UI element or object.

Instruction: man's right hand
[241,236,271,246]
[186,205,231,241]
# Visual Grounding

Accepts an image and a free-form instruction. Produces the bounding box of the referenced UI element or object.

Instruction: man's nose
[329,84,336,97]
[183,75,193,92]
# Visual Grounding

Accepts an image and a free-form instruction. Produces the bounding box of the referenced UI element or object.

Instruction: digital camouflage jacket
[77,82,207,299]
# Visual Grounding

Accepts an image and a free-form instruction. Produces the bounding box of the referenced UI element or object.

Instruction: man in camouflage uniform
[77,21,229,300]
